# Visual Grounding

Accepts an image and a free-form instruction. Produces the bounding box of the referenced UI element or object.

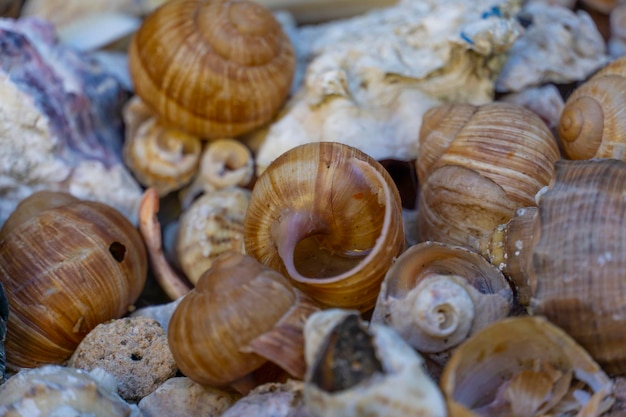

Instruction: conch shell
[244,142,405,312]
[480,158,626,376]
[441,316,614,417]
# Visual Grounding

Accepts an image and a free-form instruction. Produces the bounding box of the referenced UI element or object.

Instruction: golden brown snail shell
[243,142,405,312]
[168,251,320,391]
[0,191,147,370]
[417,102,560,248]
[128,0,296,139]
[558,57,626,161]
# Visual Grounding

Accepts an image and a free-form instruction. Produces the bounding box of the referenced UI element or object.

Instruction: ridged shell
[441,316,614,417]
[0,191,147,370]
[128,0,295,138]
[528,159,626,376]
[175,187,250,284]
[417,102,560,247]
[558,57,626,160]
[371,242,514,364]
[243,142,405,312]
[168,251,320,390]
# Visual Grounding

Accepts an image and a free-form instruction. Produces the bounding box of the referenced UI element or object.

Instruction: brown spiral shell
[0,191,147,370]
[128,0,296,138]
[243,142,405,312]
[558,57,626,160]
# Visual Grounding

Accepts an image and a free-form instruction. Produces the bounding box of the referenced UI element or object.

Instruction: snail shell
[128,0,296,138]
[417,102,560,247]
[303,309,447,417]
[371,242,514,365]
[243,142,405,312]
[558,56,626,160]
[123,96,202,197]
[175,187,250,285]
[441,316,614,417]
[0,191,147,370]
[481,159,626,376]
[168,251,320,391]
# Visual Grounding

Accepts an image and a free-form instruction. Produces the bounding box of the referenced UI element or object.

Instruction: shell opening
[389,274,475,353]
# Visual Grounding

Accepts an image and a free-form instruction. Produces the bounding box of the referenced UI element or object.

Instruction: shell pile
[1,0,626,416]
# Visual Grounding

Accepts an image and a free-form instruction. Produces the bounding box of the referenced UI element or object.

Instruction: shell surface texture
[243,141,405,312]
[128,0,296,138]
[0,191,147,370]
[416,102,560,248]
[168,251,320,391]
[441,316,614,417]
[558,56,626,161]
[371,241,515,368]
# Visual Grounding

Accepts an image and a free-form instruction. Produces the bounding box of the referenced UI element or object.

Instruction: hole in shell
[130,353,142,361]
[109,241,126,263]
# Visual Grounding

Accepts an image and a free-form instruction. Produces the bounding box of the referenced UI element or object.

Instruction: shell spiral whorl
[129,0,295,138]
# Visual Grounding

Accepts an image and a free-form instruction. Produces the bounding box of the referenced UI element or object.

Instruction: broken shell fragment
[441,316,614,417]
[303,309,447,417]
[371,242,514,364]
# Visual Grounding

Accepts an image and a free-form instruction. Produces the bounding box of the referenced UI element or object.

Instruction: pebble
[68,316,178,402]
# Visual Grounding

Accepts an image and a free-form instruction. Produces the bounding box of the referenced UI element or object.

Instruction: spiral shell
[558,56,626,160]
[417,102,560,248]
[128,0,295,138]
[243,142,405,312]
[371,242,514,366]
[0,191,147,370]
[168,251,320,391]
[441,316,614,417]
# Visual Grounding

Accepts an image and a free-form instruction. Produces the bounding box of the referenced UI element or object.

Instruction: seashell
[221,379,304,417]
[244,141,405,312]
[558,56,626,161]
[176,187,250,285]
[0,191,147,370]
[0,365,141,416]
[303,309,447,417]
[479,159,626,376]
[0,284,7,383]
[168,251,320,393]
[416,102,560,248]
[122,96,203,197]
[128,0,296,139]
[441,316,614,417]
[371,242,515,369]
[179,138,254,209]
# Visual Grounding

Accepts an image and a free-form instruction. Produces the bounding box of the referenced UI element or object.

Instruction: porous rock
[68,316,178,402]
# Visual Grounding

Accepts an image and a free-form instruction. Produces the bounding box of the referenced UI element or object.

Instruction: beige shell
[479,159,626,376]
[0,365,139,416]
[175,187,250,285]
[558,57,626,160]
[441,316,614,417]
[123,96,202,196]
[371,242,514,368]
[168,251,320,392]
[417,102,560,248]
[0,191,147,370]
[303,309,447,417]
[128,0,295,139]
[243,142,405,312]
[179,138,254,209]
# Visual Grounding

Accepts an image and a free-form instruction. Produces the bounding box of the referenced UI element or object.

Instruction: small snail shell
[243,142,405,312]
[371,242,514,362]
[417,102,560,247]
[558,56,626,160]
[0,191,147,370]
[168,251,320,392]
[122,96,202,197]
[480,159,626,376]
[303,309,447,417]
[128,0,296,138]
[441,316,614,417]
[175,187,250,285]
